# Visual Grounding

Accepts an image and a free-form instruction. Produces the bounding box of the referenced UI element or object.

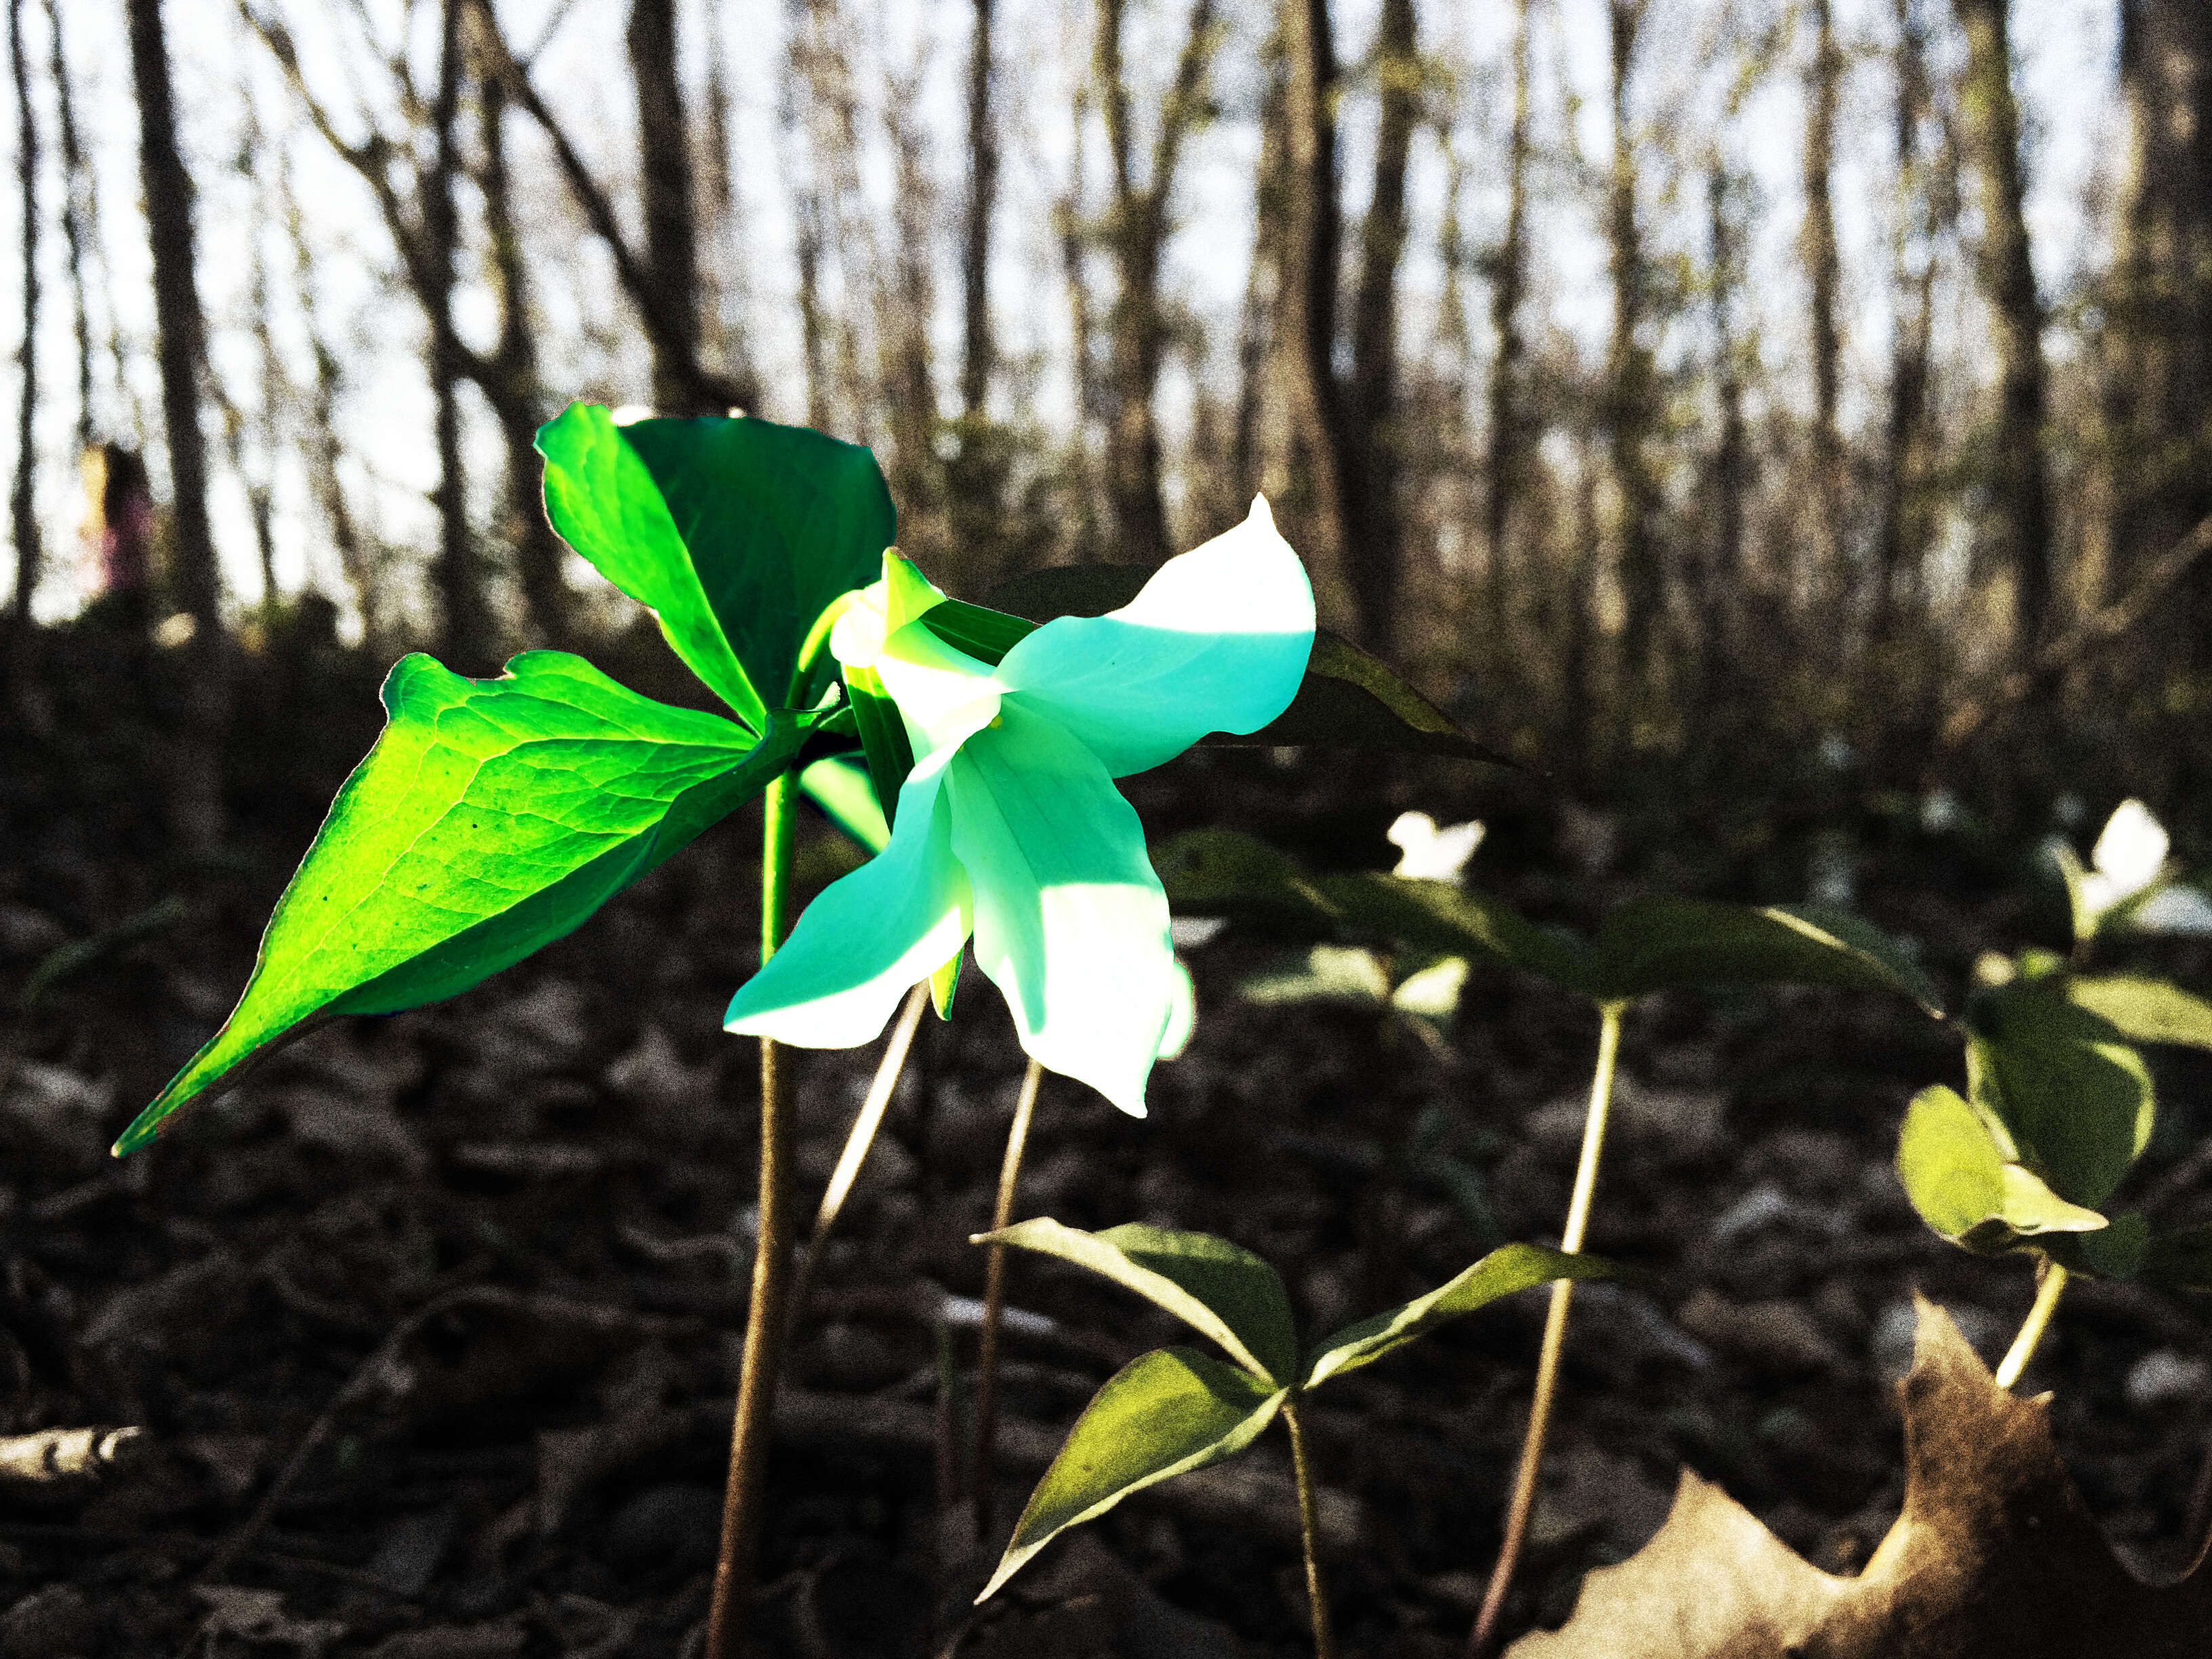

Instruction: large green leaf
[1153,828,1344,937]
[1894,1085,2108,1254]
[979,1218,1298,1385]
[2066,975,2212,1051]
[1303,1243,1607,1389]
[2136,1222,2212,1294]
[977,566,1507,762]
[116,653,801,1155]
[1313,871,1600,996]
[1587,900,1942,1013]
[979,1347,1284,1601]
[1966,983,2156,1210]
[536,403,893,726]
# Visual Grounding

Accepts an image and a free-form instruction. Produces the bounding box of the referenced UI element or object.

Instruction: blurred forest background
[3,0,2211,861]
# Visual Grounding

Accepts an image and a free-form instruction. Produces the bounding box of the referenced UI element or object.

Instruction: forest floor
[6,633,2212,1658]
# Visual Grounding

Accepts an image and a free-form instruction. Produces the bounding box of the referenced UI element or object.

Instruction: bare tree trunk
[1706,159,1748,685]
[1952,0,2052,658]
[1484,0,1532,642]
[960,0,998,416]
[475,28,569,647]
[1875,0,1939,651]
[43,0,92,455]
[1231,30,1286,505]
[125,0,228,851]
[424,0,485,668]
[241,98,279,618]
[2111,0,2212,653]
[628,0,708,415]
[1098,0,1218,565]
[1343,0,1416,653]
[1282,0,1394,648]
[698,0,761,413]
[279,144,377,648]
[880,74,939,514]
[1605,0,1663,693]
[10,0,39,624]
[1803,0,1845,623]
[1054,77,1105,563]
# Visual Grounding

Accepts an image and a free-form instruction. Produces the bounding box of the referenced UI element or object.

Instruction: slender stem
[1283,1400,1338,1659]
[705,772,800,1659]
[972,1057,1044,1539]
[786,981,931,1337]
[1469,1000,1625,1658]
[1994,1258,2068,1390]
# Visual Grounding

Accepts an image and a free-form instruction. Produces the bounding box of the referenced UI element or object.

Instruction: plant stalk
[1284,1400,1338,1659]
[1469,999,1625,1657]
[1994,1258,2068,1390]
[972,1056,1044,1538]
[705,771,800,1659]
[787,979,931,1334]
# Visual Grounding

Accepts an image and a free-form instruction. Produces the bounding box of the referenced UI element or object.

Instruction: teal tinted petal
[947,708,1176,1115]
[724,754,972,1046]
[875,619,1002,761]
[995,498,1315,777]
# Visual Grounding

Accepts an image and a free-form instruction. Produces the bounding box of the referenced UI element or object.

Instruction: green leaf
[2047,838,2097,945]
[1239,945,1392,1008]
[536,403,893,725]
[1893,1085,2108,1253]
[1153,830,1598,994]
[919,597,1038,663]
[979,1347,1284,1602]
[1967,982,2156,1210]
[978,1218,1298,1385]
[116,653,801,1155]
[2066,975,2212,1052]
[798,756,889,854]
[980,565,1507,762]
[1312,872,1600,996]
[1302,1243,1610,1389]
[840,661,916,830]
[1152,828,1344,937]
[1588,900,1943,1013]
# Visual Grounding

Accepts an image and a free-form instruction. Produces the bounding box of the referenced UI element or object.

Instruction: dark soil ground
[6,622,2212,1658]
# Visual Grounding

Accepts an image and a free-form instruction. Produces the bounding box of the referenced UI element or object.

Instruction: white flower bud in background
[1387,811,1486,882]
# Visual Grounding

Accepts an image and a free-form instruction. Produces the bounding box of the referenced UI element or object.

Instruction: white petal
[2092,798,2167,903]
[875,619,1002,762]
[2131,884,2212,937]
[945,708,1177,1116]
[1159,961,1197,1060]
[724,756,972,1047]
[1388,811,1486,881]
[994,497,1315,777]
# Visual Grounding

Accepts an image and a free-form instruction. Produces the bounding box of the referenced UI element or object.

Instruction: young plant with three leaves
[1149,826,1944,1650]
[970,1219,1614,1658]
[1896,798,2212,1392]
[112,402,1500,1654]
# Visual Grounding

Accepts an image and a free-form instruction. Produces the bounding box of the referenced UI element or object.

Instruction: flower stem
[787,980,930,1336]
[972,1057,1043,1539]
[1469,999,1625,1658]
[1994,1258,2069,1391]
[1284,1400,1338,1659]
[705,771,800,1659]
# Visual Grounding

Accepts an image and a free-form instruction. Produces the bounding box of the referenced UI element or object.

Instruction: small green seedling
[970,1218,1611,1656]
[1151,822,1944,1642]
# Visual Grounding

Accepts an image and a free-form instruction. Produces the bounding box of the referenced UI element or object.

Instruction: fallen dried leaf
[1511,1296,2212,1658]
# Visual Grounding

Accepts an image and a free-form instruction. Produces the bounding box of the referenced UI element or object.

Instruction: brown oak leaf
[1509,1294,2212,1658]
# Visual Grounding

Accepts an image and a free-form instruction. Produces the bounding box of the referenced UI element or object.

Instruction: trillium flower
[1387,811,1486,882]
[725,499,1316,1115]
[2053,798,2212,940]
